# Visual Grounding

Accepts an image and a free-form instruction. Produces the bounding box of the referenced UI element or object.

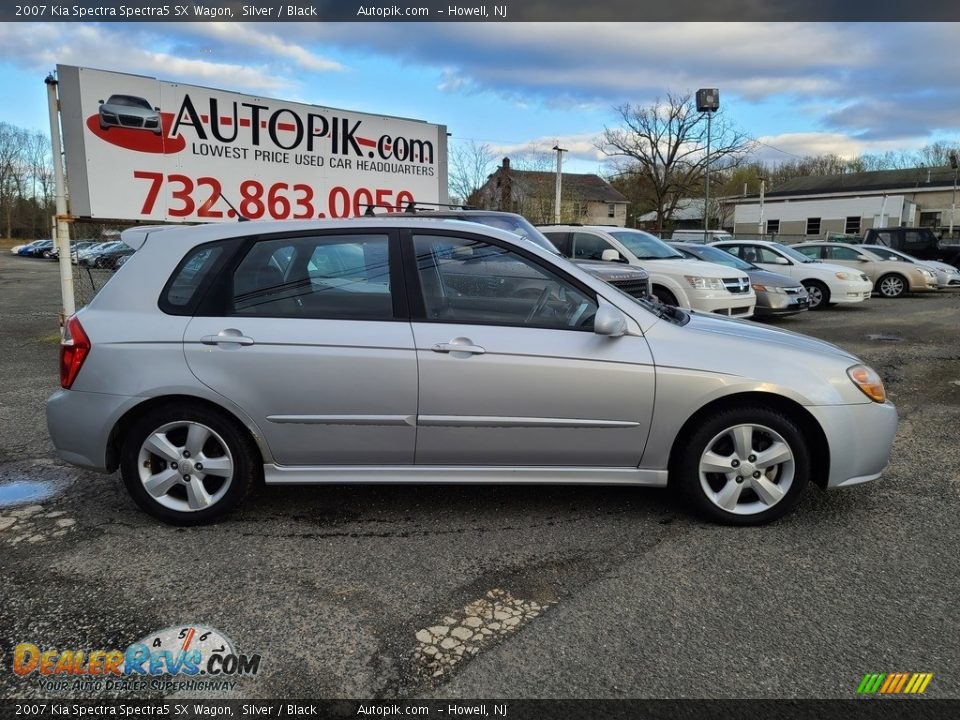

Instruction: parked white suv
[671,229,734,244]
[711,240,873,311]
[542,226,755,317]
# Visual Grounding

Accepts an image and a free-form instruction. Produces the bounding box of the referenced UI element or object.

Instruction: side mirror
[601,249,622,263]
[774,256,790,265]
[857,256,870,262]
[154,107,161,112]
[594,304,627,337]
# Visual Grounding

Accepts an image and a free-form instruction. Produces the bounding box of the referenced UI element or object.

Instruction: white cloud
[0,24,295,93]
[174,23,344,73]
[754,132,928,163]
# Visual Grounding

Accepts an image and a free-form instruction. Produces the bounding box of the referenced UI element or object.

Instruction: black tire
[802,280,830,310]
[876,273,907,298]
[652,286,678,306]
[674,405,811,526]
[120,402,259,525]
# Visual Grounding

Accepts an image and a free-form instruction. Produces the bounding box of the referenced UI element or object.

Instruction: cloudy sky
[0,21,957,172]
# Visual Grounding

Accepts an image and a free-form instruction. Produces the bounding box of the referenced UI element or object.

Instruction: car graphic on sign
[98,94,162,134]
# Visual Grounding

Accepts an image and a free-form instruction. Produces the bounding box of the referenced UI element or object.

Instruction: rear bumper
[807,401,898,489]
[46,389,140,473]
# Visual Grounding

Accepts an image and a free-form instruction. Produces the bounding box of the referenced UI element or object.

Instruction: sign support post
[45,73,75,322]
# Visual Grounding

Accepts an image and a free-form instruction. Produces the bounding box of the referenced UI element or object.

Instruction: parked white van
[671,229,734,244]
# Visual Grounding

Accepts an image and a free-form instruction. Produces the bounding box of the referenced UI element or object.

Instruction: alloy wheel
[137,421,234,513]
[698,423,795,516]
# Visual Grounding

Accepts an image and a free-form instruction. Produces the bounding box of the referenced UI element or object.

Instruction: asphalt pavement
[1,251,958,700]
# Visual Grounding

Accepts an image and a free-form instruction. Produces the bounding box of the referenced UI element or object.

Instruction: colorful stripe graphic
[857,673,933,695]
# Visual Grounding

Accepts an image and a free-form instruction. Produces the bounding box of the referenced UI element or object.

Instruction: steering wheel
[525,284,553,323]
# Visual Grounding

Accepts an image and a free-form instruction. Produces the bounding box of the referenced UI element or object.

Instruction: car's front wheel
[675,405,811,525]
[120,403,259,525]
[876,273,907,298]
[652,286,678,306]
[802,280,830,310]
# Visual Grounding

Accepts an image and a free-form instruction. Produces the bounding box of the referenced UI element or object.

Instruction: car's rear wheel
[802,280,830,310]
[876,273,906,298]
[120,403,258,525]
[675,406,810,525]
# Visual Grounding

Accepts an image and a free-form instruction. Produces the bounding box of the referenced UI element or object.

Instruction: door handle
[201,329,255,346]
[432,338,486,355]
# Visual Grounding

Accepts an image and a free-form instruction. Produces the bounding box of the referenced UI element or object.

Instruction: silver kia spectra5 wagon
[46,218,897,526]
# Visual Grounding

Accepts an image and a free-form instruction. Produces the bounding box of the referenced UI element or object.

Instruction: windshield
[864,245,911,262]
[608,230,684,260]
[771,242,817,264]
[107,95,152,109]
[459,214,561,255]
[682,244,754,271]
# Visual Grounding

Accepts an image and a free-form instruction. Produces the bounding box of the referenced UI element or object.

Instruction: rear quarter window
[159,244,226,314]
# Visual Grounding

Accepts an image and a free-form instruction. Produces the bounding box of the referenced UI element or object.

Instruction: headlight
[751,283,785,294]
[835,271,852,280]
[920,269,935,278]
[685,275,725,290]
[847,364,886,403]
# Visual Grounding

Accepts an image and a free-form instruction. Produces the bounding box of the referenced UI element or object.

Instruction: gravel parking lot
[1,251,958,700]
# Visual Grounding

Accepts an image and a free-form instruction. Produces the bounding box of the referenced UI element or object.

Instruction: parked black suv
[859,227,960,268]
[386,209,652,301]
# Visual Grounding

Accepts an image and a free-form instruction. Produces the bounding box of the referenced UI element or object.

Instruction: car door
[182,230,417,467]
[820,245,871,276]
[571,231,619,262]
[733,244,798,279]
[405,230,655,467]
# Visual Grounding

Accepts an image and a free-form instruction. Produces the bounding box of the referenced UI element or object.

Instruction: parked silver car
[669,242,809,317]
[46,219,897,526]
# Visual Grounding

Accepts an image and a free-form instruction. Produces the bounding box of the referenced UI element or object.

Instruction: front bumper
[754,290,809,316]
[688,289,756,317]
[832,280,873,304]
[807,401,898,488]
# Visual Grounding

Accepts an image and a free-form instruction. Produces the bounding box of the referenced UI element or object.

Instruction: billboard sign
[57,65,447,222]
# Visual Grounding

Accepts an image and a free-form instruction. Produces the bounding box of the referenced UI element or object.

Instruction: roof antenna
[218,191,249,222]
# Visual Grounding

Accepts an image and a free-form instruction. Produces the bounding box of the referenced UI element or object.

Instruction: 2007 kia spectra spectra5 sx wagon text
[46,218,898,526]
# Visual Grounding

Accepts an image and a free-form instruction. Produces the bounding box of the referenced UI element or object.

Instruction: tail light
[60,315,90,389]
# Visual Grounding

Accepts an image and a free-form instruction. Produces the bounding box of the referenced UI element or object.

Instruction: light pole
[757,177,766,237]
[696,89,720,243]
[552,144,567,224]
[950,151,958,238]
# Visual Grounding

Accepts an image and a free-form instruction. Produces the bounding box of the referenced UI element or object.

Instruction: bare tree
[0,122,30,239]
[597,92,754,232]
[448,140,496,206]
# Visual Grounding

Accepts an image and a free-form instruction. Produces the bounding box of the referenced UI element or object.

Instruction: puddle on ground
[0,480,58,508]
[866,334,904,342]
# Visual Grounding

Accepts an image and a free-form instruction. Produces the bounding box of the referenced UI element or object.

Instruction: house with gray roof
[471,158,629,226]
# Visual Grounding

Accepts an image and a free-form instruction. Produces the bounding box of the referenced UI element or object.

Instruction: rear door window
[231,233,394,320]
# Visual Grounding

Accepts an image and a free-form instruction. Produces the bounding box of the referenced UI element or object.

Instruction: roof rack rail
[362,201,476,216]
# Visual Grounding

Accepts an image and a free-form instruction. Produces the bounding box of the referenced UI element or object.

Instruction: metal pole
[757,179,765,237]
[951,168,957,237]
[877,194,888,229]
[45,74,75,321]
[552,145,566,224]
[703,111,712,243]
